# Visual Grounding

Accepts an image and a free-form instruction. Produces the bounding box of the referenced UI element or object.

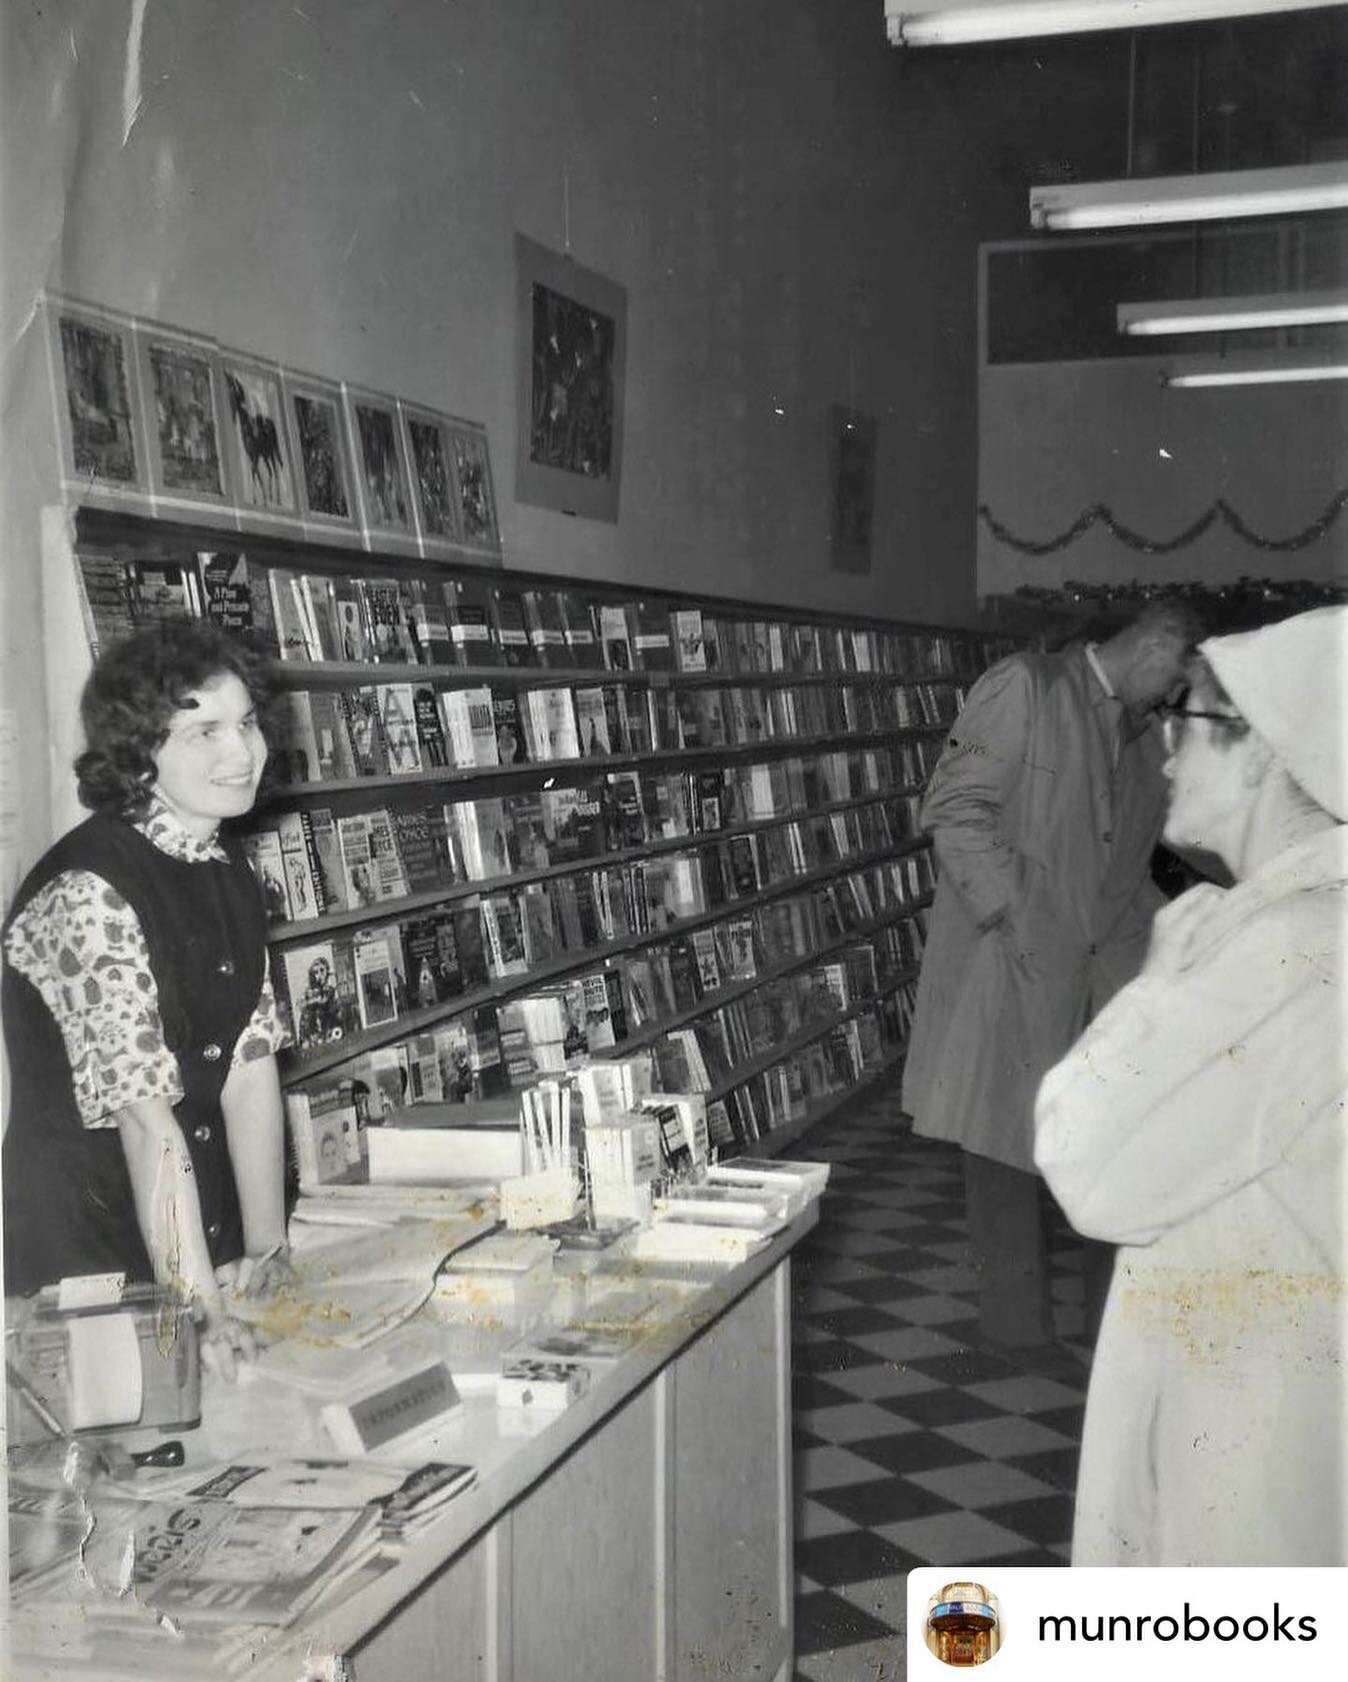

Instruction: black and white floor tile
[788,1079,1091,1681]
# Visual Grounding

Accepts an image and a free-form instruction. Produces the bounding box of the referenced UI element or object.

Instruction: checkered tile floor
[789,1077,1090,1681]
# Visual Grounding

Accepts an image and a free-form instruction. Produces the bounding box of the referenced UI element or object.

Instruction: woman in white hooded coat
[1034,606,1346,1566]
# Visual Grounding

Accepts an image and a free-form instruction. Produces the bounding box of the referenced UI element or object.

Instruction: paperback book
[352,925,407,1029]
[378,682,424,775]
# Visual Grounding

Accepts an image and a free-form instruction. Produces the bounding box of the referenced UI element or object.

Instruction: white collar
[1084,642,1116,701]
[132,797,229,865]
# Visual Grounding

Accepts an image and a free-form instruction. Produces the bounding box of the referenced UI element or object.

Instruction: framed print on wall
[43,294,149,504]
[828,405,877,575]
[284,370,359,540]
[218,349,301,526]
[399,401,462,554]
[515,233,626,523]
[136,323,232,509]
[448,422,501,553]
[344,383,419,553]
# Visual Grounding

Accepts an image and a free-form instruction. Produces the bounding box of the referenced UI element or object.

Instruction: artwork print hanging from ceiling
[515,233,627,523]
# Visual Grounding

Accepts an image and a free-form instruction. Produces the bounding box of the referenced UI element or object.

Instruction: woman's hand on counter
[233,1240,297,1299]
[195,1291,258,1382]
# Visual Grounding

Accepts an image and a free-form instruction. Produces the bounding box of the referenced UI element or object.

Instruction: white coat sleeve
[1034,889,1344,1246]
[921,657,1036,932]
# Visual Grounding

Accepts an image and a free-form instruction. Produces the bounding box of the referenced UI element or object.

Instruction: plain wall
[978,356,1348,600]
[0,0,1054,887]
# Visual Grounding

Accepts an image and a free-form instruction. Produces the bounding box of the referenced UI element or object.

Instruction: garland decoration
[979,486,1348,558]
[1008,576,1345,625]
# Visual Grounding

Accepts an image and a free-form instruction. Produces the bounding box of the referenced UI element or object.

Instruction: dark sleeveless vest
[2,813,267,1295]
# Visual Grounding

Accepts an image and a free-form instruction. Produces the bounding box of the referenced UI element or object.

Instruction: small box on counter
[495,1355,591,1412]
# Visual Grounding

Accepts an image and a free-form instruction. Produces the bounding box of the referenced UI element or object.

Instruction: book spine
[299,808,329,914]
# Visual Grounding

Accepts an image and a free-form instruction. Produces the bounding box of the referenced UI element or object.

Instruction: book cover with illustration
[378,682,424,775]
[353,926,406,1029]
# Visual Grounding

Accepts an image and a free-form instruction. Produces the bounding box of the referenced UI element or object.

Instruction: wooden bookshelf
[65,507,1014,1156]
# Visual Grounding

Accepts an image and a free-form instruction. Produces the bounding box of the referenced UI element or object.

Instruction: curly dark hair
[75,619,277,817]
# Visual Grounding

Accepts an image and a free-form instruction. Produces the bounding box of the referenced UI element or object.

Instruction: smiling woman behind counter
[2,620,293,1377]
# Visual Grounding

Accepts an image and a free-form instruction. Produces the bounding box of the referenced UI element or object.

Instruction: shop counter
[5,1202,816,1682]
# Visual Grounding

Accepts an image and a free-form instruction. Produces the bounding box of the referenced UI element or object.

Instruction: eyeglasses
[1159,705,1243,752]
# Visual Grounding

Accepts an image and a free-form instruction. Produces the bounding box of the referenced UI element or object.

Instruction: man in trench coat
[901,601,1197,1349]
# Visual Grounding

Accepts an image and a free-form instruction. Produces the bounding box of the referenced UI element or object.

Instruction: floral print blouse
[4,802,287,1128]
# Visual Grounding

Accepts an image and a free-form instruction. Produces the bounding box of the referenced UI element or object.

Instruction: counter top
[4,1201,816,1682]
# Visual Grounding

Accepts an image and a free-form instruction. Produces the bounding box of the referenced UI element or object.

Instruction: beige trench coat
[1036,828,1348,1564]
[902,646,1167,1172]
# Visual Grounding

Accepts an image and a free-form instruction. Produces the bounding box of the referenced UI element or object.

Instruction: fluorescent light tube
[1118,289,1348,335]
[1164,359,1348,387]
[1030,161,1348,230]
[888,1,1345,48]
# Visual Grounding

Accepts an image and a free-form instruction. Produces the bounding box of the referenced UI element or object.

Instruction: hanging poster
[515,233,626,523]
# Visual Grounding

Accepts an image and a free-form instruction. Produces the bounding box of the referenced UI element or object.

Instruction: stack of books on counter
[631,1154,830,1267]
[704,1155,830,1212]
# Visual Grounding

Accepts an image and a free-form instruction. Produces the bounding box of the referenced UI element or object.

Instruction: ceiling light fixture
[1163,353,1348,387]
[1118,288,1348,335]
[1029,161,1348,230]
[886,0,1345,48]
